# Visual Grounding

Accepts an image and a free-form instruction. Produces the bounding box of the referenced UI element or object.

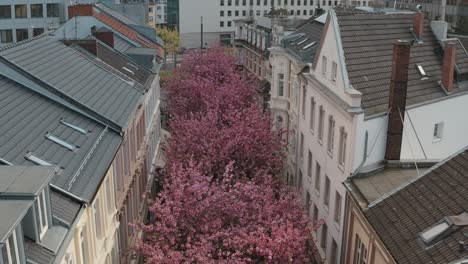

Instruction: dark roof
[0,36,143,129]
[25,239,55,264]
[281,17,324,63]
[50,190,82,226]
[0,166,55,196]
[130,24,164,46]
[0,200,32,242]
[114,33,135,52]
[336,12,468,115]
[0,74,121,202]
[364,148,468,264]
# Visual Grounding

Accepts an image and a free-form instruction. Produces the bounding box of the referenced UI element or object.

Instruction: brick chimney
[413,12,425,40]
[385,40,411,161]
[68,4,94,19]
[94,31,114,48]
[442,41,457,93]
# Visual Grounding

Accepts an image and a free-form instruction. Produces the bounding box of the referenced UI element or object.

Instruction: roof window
[45,133,77,151]
[60,119,88,135]
[296,38,309,46]
[0,158,13,165]
[420,221,450,244]
[420,212,468,246]
[122,67,135,75]
[416,64,428,80]
[25,152,52,166]
[303,42,317,50]
[288,34,305,43]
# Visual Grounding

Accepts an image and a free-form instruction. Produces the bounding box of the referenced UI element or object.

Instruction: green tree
[156,26,180,66]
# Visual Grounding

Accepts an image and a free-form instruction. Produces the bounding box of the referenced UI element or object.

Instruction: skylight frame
[0,158,13,165]
[416,64,429,80]
[60,119,88,135]
[420,219,451,245]
[302,41,317,50]
[296,38,309,46]
[45,132,77,151]
[122,66,135,75]
[25,152,52,166]
[288,34,305,43]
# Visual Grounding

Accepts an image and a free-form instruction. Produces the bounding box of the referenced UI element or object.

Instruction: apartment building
[179,0,368,48]
[268,7,468,263]
[150,0,167,26]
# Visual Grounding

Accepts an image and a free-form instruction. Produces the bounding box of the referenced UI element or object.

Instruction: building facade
[267,7,468,263]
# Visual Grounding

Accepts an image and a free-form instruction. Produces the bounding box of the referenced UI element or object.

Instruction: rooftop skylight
[0,158,12,165]
[420,221,450,244]
[302,42,317,50]
[288,34,305,43]
[296,38,309,46]
[416,64,428,80]
[61,119,88,135]
[45,133,77,151]
[25,152,52,166]
[122,66,135,75]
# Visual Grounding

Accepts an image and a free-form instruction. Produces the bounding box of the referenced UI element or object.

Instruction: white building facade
[269,9,468,264]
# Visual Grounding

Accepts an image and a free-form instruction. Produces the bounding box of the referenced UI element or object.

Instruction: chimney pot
[442,41,457,93]
[413,12,425,40]
[385,40,411,161]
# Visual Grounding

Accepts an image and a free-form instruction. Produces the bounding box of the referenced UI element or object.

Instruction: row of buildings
[0,3,164,264]
[234,6,468,264]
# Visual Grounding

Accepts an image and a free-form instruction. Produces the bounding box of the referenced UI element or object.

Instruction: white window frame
[315,162,321,196]
[278,73,284,97]
[2,230,20,264]
[327,116,335,155]
[339,127,347,167]
[94,198,103,239]
[37,190,49,238]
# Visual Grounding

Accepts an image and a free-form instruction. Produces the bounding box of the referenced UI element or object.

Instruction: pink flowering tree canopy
[138,47,319,263]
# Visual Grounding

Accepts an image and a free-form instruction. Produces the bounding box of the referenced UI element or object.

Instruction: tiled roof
[364,148,468,264]
[50,190,82,226]
[25,239,55,264]
[94,10,164,58]
[0,36,143,129]
[0,74,121,202]
[282,17,324,63]
[336,12,468,115]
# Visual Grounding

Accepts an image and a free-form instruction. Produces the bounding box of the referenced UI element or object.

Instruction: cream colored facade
[58,167,119,264]
[343,191,395,264]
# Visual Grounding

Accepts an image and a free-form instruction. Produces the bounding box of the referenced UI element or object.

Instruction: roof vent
[416,64,428,80]
[420,221,451,244]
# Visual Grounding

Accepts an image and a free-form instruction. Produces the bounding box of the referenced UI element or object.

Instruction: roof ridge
[366,145,468,209]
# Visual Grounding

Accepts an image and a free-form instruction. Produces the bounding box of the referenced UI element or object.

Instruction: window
[242,10,246,16]
[33,28,44,37]
[243,0,247,5]
[106,178,114,213]
[331,61,337,82]
[0,29,13,43]
[80,227,89,264]
[36,190,49,237]
[278,73,284,96]
[334,191,342,224]
[310,9,314,15]
[331,239,338,264]
[321,223,328,250]
[228,21,232,27]
[46,3,59,17]
[220,10,224,16]
[0,5,11,19]
[94,198,103,238]
[310,98,316,132]
[313,205,319,226]
[220,21,224,27]
[307,150,312,177]
[228,0,232,5]
[15,5,27,18]
[433,122,443,141]
[16,28,28,41]
[256,10,260,16]
[315,162,321,195]
[302,86,306,117]
[2,229,20,264]
[339,127,347,166]
[228,10,232,16]
[296,10,300,15]
[31,4,43,18]
[322,56,327,75]
[354,235,368,264]
[324,176,330,208]
[300,133,304,158]
[303,10,307,15]
[318,106,325,142]
[235,10,239,16]
[221,0,225,5]
[327,116,335,154]
[45,133,76,151]
[25,152,51,166]
[61,119,88,134]
[306,191,311,215]
[298,170,303,188]
[236,0,240,5]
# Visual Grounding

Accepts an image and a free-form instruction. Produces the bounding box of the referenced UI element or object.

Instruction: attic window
[60,119,88,135]
[420,221,450,244]
[302,42,317,50]
[122,67,135,75]
[296,38,309,46]
[417,64,428,80]
[45,133,77,151]
[25,152,52,166]
[0,158,12,165]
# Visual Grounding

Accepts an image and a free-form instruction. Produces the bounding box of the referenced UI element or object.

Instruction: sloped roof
[281,17,324,63]
[129,24,164,46]
[94,10,164,58]
[0,74,121,202]
[0,36,143,129]
[364,147,468,263]
[95,2,139,25]
[336,12,468,115]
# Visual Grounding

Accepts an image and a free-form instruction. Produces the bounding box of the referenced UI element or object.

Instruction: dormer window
[416,64,428,80]
[1,228,20,264]
[36,190,49,238]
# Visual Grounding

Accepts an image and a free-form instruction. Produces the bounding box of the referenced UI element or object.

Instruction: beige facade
[343,191,395,264]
